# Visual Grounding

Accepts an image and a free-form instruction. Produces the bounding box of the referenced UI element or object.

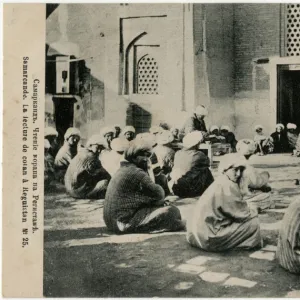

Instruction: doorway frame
[269,56,300,130]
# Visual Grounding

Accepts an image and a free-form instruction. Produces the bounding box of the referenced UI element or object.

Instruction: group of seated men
[44,105,300,275]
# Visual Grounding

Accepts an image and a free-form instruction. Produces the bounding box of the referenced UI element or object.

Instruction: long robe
[276,199,300,274]
[65,148,111,199]
[103,161,183,234]
[180,114,207,139]
[171,148,214,198]
[254,135,274,154]
[287,132,298,151]
[54,143,78,170]
[186,174,261,252]
[294,134,300,155]
[270,131,289,153]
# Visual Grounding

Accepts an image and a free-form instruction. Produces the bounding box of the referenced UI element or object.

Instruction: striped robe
[64,148,110,199]
[276,199,300,274]
[104,161,183,234]
[54,143,78,170]
[287,132,298,151]
[186,174,261,252]
[171,148,214,198]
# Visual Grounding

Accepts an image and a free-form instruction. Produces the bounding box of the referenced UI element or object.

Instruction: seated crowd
[44,105,300,275]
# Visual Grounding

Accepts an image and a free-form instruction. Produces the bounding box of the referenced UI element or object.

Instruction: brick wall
[234,4,281,92]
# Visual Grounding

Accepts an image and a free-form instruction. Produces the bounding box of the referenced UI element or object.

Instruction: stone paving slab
[249,250,276,261]
[224,277,257,288]
[175,264,206,275]
[262,245,277,252]
[199,271,230,283]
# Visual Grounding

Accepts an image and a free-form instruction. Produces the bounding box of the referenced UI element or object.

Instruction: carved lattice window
[137,55,159,94]
[286,4,300,56]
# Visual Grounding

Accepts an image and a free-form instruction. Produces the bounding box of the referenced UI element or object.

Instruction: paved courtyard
[44,154,300,297]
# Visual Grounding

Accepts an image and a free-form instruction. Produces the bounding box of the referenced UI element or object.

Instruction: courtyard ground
[44,154,300,297]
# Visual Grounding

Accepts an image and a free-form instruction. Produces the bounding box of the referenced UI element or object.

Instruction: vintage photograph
[43,3,300,297]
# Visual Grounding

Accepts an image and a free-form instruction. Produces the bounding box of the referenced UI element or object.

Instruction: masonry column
[193,4,211,109]
[182,3,196,113]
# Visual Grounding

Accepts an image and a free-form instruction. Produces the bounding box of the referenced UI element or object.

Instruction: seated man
[122,126,136,141]
[287,123,298,152]
[207,125,226,144]
[114,125,121,138]
[100,126,116,151]
[54,127,81,174]
[101,138,130,176]
[136,132,170,195]
[220,125,237,152]
[170,127,180,142]
[99,126,116,163]
[270,123,288,153]
[276,198,300,274]
[153,130,175,176]
[236,139,272,211]
[186,153,261,252]
[64,135,111,199]
[169,131,214,198]
[253,125,274,155]
[44,127,59,157]
[103,139,184,234]
[180,105,209,140]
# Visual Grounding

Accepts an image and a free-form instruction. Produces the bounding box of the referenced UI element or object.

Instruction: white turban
[236,139,256,156]
[111,138,130,152]
[44,139,51,149]
[124,139,153,162]
[182,131,203,149]
[149,126,162,135]
[156,130,174,145]
[64,127,81,140]
[44,127,58,137]
[100,126,116,137]
[210,125,219,133]
[220,125,231,132]
[276,123,284,130]
[287,123,297,129]
[122,126,136,134]
[86,135,105,147]
[136,132,157,147]
[255,125,263,131]
[218,153,247,174]
[195,105,208,116]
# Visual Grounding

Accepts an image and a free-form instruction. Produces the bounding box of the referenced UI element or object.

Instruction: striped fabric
[103,161,182,234]
[277,199,300,274]
[54,143,77,170]
[64,148,110,198]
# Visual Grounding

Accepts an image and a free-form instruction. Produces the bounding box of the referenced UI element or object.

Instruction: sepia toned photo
[3,2,300,298]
